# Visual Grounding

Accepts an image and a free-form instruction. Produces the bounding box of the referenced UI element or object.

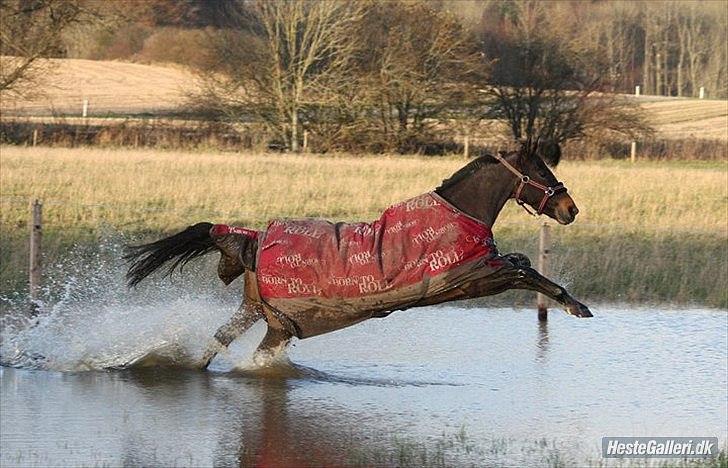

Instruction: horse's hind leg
[200,301,261,369]
[252,326,293,366]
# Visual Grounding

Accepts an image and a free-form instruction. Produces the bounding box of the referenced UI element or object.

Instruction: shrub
[138,27,213,68]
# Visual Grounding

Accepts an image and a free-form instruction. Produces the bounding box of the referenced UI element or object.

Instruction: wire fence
[2,194,725,236]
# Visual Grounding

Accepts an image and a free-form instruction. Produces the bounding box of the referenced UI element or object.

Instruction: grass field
[1,146,726,308]
[639,98,728,140]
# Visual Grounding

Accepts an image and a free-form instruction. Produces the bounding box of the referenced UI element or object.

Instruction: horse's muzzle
[558,205,579,225]
[553,195,579,225]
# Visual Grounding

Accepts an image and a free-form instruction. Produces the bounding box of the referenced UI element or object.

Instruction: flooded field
[0,243,725,467]
[2,301,726,467]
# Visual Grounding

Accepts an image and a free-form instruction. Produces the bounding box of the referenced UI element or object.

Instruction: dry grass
[0,146,724,234]
[1,146,726,307]
[0,58,196,116]
[639,98,728,140]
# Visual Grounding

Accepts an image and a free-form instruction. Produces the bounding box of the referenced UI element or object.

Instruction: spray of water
[0,232,264,371]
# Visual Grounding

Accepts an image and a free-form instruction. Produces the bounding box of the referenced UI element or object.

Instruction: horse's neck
[435,163,514,227]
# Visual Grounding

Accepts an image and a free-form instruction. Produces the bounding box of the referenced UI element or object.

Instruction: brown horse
[126,141,592,369]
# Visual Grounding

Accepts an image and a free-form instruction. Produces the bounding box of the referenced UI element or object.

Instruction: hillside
[638,97,728,140]
[0,58,196,116]
[1,58,726,140]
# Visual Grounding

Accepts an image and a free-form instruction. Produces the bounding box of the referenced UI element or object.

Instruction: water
[0,241,726,466]
[2,306,726,467]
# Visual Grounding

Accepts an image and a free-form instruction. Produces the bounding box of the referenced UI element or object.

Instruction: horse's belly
[264,257,503,338]
[265,283,424,338]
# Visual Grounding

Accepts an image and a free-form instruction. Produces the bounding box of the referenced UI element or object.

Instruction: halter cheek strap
[493,153,567,216]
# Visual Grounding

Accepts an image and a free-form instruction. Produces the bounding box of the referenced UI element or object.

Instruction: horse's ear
[539,139,562,167]
[516,138,530,160]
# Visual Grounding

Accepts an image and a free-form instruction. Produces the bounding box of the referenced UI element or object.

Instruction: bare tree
[198,0,364,152]
[481,0,651,146]
[359,1,485,144]
[0,0,86,97]
[575,1,640,93]
[702,0,728,98]
[680,1,711,97]
[501,0,726,99]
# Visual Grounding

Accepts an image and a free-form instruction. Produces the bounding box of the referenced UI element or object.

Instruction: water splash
[0,233,251,371]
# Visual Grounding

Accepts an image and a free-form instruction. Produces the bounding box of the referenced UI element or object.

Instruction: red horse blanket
[253,192,503,333]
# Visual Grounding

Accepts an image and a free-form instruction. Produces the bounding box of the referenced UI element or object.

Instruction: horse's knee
[502,252,532,269]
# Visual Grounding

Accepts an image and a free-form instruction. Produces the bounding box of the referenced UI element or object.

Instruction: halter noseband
[493,152,567,216]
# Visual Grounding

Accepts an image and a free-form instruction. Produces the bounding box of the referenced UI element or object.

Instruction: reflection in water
[54,364,418,467]
[241,372,346,467]
[536,319,550,363]
[1,306,727,467]
[220,363,458,466]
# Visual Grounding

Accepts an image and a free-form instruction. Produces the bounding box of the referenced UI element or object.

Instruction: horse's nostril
[569,206,579,218]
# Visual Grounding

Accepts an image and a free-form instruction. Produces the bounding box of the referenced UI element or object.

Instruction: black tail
[125,222,216,287]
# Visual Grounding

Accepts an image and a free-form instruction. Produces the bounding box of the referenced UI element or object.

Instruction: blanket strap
[246,270,302,338]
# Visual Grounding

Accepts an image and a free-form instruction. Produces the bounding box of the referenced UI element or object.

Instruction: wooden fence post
[537,222,550,321]
[29,199,42,314]
[82,99,89,118]
[463,134,470,158]
[32,128,38,147]
[699,87,705,99]
[630,141,637,163]
[635,85,641,96]
[303,130,309,153]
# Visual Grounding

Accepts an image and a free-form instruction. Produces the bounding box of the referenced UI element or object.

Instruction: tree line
[1,0,725,154]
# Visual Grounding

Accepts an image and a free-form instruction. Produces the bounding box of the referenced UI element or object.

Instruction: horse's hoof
[198,352,216,370]
[567,303,593,318]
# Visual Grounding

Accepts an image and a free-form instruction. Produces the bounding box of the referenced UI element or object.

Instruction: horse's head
[497,140,579,225]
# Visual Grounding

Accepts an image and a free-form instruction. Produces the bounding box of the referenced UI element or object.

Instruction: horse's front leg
[509,265,593,318]
[199,300,262,369]
[465,257,592,318]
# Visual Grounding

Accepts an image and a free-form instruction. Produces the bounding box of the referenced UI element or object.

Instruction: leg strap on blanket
[246,270,302,338]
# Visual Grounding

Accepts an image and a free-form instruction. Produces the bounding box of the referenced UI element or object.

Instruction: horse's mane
[435,140,561,191]
[435,153,501,191]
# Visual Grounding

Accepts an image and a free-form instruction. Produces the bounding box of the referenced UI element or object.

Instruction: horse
[125,141,592,369]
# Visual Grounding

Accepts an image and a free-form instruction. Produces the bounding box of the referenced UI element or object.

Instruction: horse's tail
[125,222,216,287]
